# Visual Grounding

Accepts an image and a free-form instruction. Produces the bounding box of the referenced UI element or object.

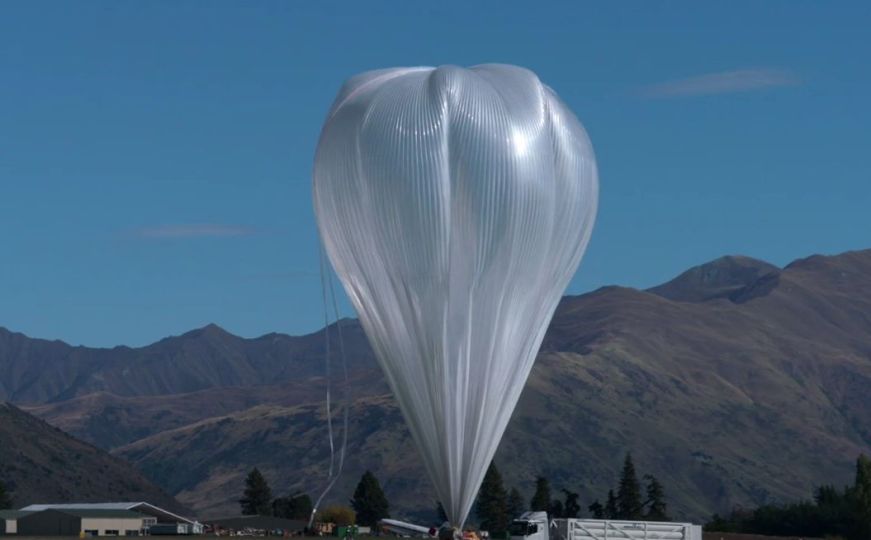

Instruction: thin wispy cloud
[641,68,800,99]
[131,224,257,239]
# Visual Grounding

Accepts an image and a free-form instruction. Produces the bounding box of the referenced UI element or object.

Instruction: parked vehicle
[509,512,702,540]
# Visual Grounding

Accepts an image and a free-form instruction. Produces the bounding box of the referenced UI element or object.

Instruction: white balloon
[313,64,598,527]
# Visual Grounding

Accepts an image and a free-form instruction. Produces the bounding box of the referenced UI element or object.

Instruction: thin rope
[309,244,350,529]
[328,253,350,483]
[320,246,335,476]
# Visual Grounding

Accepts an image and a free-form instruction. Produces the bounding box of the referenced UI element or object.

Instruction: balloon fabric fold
[312,64,598,527]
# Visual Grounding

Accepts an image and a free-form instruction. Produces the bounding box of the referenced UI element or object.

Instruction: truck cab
[509,512,550,540]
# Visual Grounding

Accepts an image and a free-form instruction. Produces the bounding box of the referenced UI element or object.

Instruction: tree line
[585,453,669,521]
[705,453,871,540]
[466,452,670,538]
[240,453,669,536]
[239,468,390,527]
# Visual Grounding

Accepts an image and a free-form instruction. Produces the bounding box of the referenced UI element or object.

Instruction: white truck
[508,512,702,540]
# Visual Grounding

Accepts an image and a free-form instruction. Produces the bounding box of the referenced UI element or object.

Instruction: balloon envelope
[313,64,598,526]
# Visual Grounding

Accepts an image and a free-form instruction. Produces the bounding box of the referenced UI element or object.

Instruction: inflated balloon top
[313,64,598,527]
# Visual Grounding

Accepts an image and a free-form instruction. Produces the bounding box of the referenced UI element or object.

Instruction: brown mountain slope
[8,249,871,522]
[0,402,186,514]
[24,376,384,450]
[646,255,780,303]
[113,398,420,519]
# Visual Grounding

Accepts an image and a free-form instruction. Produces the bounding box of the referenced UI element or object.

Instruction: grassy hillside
[0,402,187,514]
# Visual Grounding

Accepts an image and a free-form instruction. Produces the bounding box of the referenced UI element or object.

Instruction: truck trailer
[509,512,702,540]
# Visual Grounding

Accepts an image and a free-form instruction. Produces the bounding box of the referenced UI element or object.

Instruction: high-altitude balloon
[313,64,598,527]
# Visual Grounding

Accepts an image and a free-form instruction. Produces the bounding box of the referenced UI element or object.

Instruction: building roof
[17,509,145,520]
[0,510,34,519]
[19,502,196,524]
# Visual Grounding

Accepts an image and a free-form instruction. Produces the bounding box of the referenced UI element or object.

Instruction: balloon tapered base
[438,526,462,540]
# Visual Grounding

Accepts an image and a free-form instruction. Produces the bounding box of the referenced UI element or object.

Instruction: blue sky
[1,1,869,347]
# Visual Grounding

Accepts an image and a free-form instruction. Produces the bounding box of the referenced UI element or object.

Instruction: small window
[84,530,99,537]
[125,530,139,536]
[104,530,120,536]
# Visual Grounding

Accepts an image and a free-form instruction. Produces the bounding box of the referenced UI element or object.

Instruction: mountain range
[2,248,871,522]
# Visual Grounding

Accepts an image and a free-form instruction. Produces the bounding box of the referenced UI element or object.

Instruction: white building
[17,502,202,535]
[13,509,146,537]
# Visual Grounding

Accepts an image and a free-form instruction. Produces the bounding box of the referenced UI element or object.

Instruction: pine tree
[240,468,273,516]
[549,500,564,519]
[351,470,390,526]
[507,488,525,519]
[644,475,669,521]
[616,453,643,519]
[530,477,551,512]
[852,454,871,540]
[562,489,581,518]
[476,462,509,535]
[273,493,313,520]
[0,479,11,510]
[587,500,604,519]
[604,490,618,519]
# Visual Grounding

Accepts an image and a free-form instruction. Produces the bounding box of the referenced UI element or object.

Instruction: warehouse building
[15,509,147,536]
[13,502,201,536]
